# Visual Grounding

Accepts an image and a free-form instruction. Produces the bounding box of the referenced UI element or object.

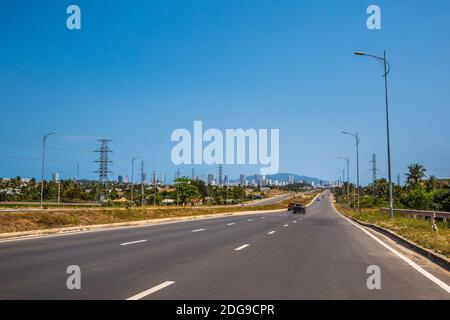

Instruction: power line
[0,141,94,153]
[0,155,92,163]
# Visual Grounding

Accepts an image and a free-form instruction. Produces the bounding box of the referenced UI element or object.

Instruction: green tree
[405,163,426,187]
[174,178,201,205]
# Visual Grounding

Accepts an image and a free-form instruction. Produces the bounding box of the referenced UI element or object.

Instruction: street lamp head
[354,51,366,56]
[43,131,56,143]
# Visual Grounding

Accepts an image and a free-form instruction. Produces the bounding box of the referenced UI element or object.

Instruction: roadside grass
[0,193,318,234]
[335,204,450,258]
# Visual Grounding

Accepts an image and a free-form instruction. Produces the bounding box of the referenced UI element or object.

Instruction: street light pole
[40,132,56,208]
[131,156,139,203]
[338,156,350,207]
[342,132,360,213]
[355,50,393,218]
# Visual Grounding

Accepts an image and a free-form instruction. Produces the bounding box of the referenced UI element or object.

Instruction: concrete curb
[0,208,285,241]
[344,215,450,272]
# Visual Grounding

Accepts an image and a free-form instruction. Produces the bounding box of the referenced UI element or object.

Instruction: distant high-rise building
[140,161,146,183]
[218,165,223,185]
[224,174,229,186]
[124,176,129,183]
[207,174,215,185]
[254,174,262,187]
[288,175,294,185]
[239,174,246,186]
[160,172,166,185]
[118,175,123,183]
[52,172,60,183]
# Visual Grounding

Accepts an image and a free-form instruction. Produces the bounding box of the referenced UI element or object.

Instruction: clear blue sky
[1,0,449,185]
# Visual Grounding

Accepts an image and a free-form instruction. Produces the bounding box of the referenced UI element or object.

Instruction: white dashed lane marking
[120,240,147,246]
[234,244,250,251]
[126,281,175,300]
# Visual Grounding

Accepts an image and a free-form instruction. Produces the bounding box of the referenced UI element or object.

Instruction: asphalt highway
[0,191,449,300]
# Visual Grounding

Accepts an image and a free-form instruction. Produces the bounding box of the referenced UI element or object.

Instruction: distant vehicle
[288,203,296,211]
[292,204,306,214]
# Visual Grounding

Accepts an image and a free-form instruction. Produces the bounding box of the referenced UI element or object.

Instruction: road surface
[0,191,449,300]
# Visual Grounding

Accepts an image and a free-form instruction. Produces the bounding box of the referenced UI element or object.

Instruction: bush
[359,195,376,208]
[401,186,434,210]
[433,188,450,212]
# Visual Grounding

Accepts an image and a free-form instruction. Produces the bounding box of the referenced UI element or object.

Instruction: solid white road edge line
[334,207,450,294]
[234,244,250,251]
[192,229,205,233]
[126,281,175,300]
[120,240,147,246]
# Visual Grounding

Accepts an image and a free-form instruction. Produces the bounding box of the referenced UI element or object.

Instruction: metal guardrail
[381,208,450,221]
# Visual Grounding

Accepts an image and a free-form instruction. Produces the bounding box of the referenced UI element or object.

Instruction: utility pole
[76,163,80,183]
[140,161,145,206]
[175,167,183,206]
[342,132,360,212]
[131,156,139,203]
[397,173,401,186]
[57,178,61,204]
[40,132,56,208]
[338,156,350,208]
[153,170,157,206]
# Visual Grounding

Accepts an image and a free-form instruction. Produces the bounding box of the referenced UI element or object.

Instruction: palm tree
[405,163,426,187]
